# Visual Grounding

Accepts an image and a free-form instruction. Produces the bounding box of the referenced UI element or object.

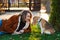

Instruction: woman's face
[25,13,31,22]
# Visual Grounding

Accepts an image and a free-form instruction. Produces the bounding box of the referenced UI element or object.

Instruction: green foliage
[49,0,60,31]
[0,32,60,40]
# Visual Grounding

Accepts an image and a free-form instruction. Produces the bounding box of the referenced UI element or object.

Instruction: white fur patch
[44,30,51,34]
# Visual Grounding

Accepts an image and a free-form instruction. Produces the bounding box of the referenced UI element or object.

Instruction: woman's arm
[3,15,18,33]
[24,24,31,33]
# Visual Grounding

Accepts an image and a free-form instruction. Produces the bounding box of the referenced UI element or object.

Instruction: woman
[0,10,32,35]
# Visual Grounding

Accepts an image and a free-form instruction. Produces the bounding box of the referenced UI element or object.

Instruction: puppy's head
[33,16,40,23]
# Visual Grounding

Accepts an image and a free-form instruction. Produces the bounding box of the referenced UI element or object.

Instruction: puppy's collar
[38,18,42,22]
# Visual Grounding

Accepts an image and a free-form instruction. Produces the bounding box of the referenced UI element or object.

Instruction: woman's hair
[21,10,32,22]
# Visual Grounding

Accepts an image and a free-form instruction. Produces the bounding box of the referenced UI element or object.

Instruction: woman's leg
[0,19,2,27]
[0,19,6,35]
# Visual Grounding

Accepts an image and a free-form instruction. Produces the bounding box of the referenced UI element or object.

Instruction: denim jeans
[0,19,5,35]
[0,19,2,27]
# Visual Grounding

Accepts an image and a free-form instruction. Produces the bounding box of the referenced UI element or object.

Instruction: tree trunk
[49,0,60,32]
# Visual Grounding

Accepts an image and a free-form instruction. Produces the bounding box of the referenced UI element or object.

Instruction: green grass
[0,24,60,40]
[0,32,60,40]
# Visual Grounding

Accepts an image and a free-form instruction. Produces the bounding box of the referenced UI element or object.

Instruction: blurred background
[0,0,50,21]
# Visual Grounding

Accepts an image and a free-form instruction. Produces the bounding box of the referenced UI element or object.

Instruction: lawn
[0,32,60,40]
